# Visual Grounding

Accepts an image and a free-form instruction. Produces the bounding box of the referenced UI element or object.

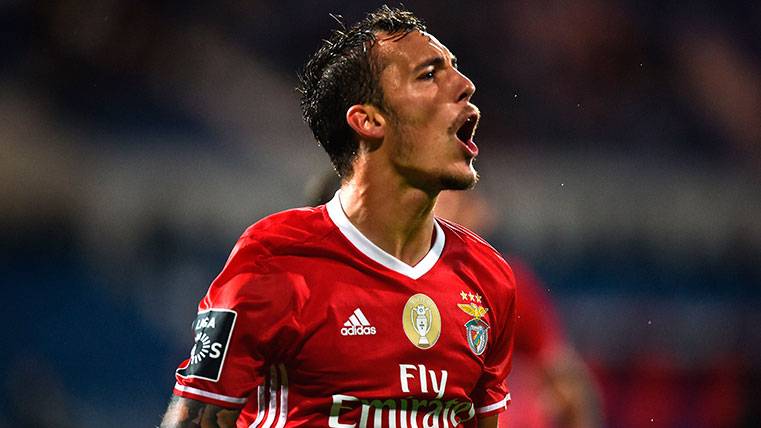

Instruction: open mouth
[455,112,480,156]
[456,114,478,143]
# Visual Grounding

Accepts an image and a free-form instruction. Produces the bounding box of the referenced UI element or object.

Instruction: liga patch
[176,309,237,382]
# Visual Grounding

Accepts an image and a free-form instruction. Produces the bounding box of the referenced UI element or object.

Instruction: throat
[338,186,438,267]
[387,225,438,267]
[355,214,436,267]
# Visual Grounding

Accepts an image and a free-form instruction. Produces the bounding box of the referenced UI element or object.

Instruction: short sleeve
[471,278,517,418]
[173,235,305,408]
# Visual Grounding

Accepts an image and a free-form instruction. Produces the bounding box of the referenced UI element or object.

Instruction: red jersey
[173,192,517,427]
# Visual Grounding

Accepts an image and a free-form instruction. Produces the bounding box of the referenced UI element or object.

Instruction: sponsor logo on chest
[329,363,476,428]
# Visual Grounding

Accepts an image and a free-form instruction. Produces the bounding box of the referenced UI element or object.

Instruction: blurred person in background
[161,6,516,428]
[435,190,604,428]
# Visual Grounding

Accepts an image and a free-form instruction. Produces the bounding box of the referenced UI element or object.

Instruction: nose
[455,69,476,103]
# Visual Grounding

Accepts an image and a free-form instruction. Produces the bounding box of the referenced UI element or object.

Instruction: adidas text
[340,325,377,336]
[341,308,377,336]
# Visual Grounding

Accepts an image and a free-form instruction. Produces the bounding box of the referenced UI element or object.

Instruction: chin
[439,169,478,190]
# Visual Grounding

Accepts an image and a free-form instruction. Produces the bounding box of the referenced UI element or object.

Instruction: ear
[346,104,386,141]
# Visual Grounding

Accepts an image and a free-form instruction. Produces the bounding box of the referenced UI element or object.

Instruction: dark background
[1,1,760,426]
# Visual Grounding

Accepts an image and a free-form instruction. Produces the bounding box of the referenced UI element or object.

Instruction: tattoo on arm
[160,395,240,428]
[477,414,499,428]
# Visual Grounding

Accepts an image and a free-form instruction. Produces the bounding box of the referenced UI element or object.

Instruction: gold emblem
[402,293,441,349]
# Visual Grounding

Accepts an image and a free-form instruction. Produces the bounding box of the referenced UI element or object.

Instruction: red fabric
[174,204,516,427]
[498,257,567,428]
[509,258,565,360]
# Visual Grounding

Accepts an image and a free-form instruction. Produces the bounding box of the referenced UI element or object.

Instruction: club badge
[458,291,490,355]
[402,293,441,349]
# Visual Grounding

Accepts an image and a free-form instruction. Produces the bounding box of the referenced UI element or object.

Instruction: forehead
[374,30,453,70]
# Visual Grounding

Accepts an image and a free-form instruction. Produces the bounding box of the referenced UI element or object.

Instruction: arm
[160,396,240,428]
[541,348,603,428]
[478,415,498,428]
[509,259,603,427]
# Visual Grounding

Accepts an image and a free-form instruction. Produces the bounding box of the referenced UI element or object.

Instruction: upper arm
[478,414,499,428]
[173,234,306,406]
[160,395,240,428]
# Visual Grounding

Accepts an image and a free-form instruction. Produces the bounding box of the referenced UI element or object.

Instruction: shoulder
[437,217,501,256]
[205,206,331,302]
[243,205,330,241]
[219,205,335,277]
[233,206,332,259]
[437,217,516,291]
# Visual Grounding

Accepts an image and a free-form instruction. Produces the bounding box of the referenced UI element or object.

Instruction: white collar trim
[326,190,445,280]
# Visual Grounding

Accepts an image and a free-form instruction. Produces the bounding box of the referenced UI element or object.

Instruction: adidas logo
[340,308,377,336]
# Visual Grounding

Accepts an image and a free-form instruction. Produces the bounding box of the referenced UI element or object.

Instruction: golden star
[475,294,482,303]
[468,292,475,301]
[460,290,468,300]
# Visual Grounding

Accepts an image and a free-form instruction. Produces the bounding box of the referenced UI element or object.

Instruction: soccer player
[160,6,516,428]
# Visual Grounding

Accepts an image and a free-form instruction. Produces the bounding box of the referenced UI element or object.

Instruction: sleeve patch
[176,309,237,382]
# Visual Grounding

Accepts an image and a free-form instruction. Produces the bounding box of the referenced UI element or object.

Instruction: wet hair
[298,5,426,178]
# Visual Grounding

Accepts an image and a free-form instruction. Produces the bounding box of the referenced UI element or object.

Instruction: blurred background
[1,1,760,427]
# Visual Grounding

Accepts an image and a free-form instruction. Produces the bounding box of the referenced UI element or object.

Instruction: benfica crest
[457,301,490,355]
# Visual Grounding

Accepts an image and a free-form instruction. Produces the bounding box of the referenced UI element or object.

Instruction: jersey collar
[326,190,445,280]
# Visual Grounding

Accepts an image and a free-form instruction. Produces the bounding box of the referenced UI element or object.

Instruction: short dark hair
[298,5,426,178]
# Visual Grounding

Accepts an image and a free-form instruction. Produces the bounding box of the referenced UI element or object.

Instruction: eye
[419,70,435,80]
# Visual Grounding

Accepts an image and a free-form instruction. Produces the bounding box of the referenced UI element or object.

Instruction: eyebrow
[413,55,458,73]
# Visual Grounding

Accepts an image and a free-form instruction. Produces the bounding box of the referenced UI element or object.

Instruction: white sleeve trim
[476,393,511,414]
[174,383,248,405]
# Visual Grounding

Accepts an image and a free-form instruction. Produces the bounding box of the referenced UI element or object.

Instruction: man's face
[375,30,480,192]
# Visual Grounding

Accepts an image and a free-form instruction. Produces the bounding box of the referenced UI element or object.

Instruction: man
[160,6,516,428]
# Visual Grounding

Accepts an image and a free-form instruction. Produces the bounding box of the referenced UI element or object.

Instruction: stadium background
[1,1,759,426]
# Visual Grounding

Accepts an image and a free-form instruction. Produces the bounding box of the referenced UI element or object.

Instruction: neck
[340,169,438,267]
